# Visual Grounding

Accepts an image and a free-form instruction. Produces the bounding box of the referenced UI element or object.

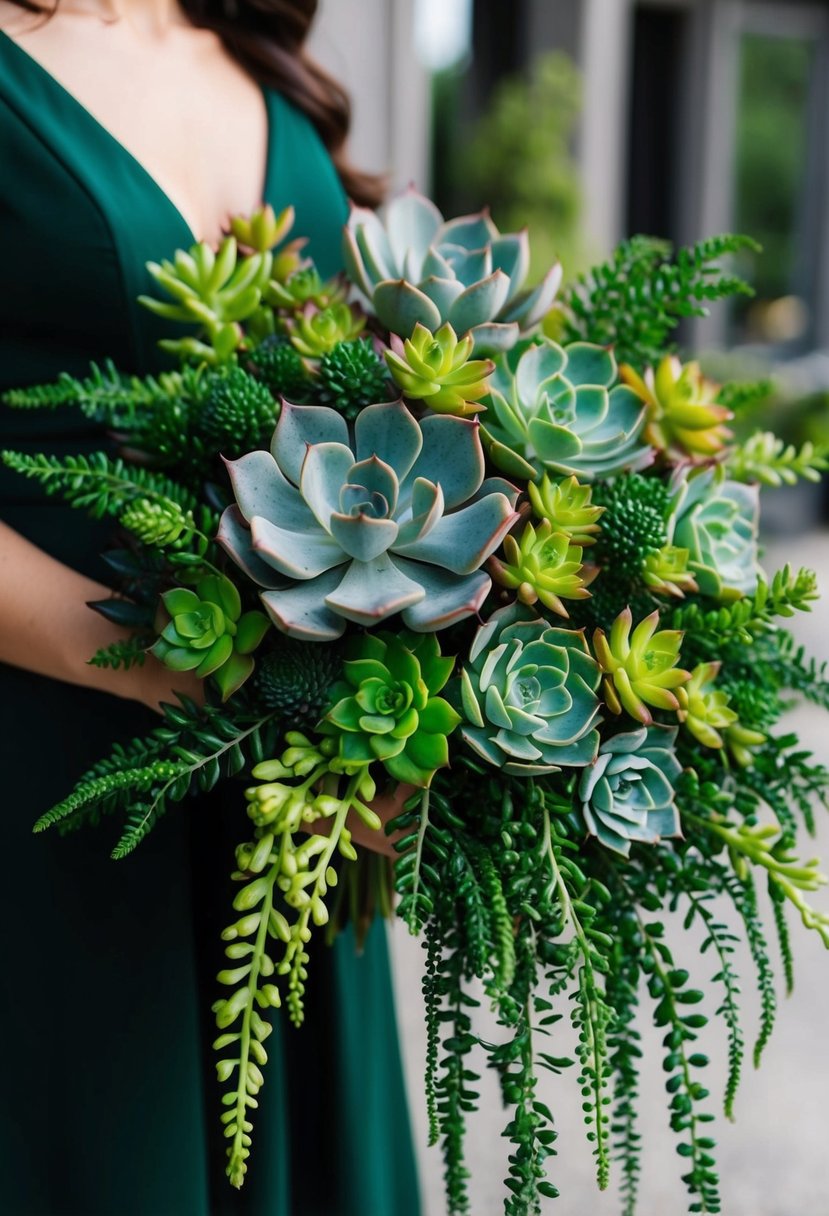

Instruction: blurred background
[311,3,829,1212]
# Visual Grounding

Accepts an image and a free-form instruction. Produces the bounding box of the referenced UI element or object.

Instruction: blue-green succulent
[482,338,653,482]
[459,602,601,775]
[217,400,520,640]
[668,466,761,600]
[343,187,562,353]
[578,726,682,855]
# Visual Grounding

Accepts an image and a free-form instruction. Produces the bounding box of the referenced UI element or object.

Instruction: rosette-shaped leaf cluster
[344,187,562,352]
[621,356,733,461]
[287,303,365,359]
[318,338,392,421]
[642,545,698,598]
[489,520,597,617]
[151,575,269,700]
[528,473,603,546]
[459,602,601,775]
[321,632,460,786]
[254,640,343,723]
[668,466,761,600]
[579,726,682,855]
[267,266,346,312]
[483,339,653,481]
[218,401,519,640]
[385,323,494,417]
[677,661,738,748]
[229,204,301,257]
[593,608,690,724]
[201,367,280,459]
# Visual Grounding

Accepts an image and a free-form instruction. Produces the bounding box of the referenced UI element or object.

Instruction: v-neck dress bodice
[0,32,420,1216]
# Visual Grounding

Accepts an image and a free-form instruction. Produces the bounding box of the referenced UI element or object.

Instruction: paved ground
[389,529,829,1216]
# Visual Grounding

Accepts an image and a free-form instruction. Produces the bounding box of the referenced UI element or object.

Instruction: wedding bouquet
[5,193,829,1215]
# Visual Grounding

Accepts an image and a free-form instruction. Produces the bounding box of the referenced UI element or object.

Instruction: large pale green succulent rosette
[482,338,654,481]
[321,632,460,787]
[217,400,519,640]
[668,465,761,600]
[459,602,601,775]
[579,726,682,856]
[343,187,562,353]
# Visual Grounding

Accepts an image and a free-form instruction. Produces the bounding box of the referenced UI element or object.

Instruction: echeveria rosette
[459,602,601,776]
[217,400,520,640]
[668,466,762,601]
[677,661,738,749]
[343,186,562,353]
[151,574,269,700]
[579,726,682,856]
[287,302,365,359]
[527,473,604,546]
[385,322,494,417]
[642,545,699,598]
[482,338,654,482]
[593,608,690,725]
[488,520,597,618]
[321,632,460,787]
[621,356,733,461]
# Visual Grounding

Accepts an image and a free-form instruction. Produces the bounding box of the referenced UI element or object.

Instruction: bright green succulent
[677,661,738,748]
[151,574,269,700]
[343,186,562,352]
[218,400,519,640]
[287,303,365,359]
[579,726,682,855]
[321,632,460,787]
[201,367,280,459]
[266,266,346,312]
[642,545,699,598]
[459,602,601,775]
[140,237,272,363]
[726,722,768,768]
[527,473,603,546]
[229,204,300,256]
[488,519,597,617]
[668,466,761,601]
[621,356,733,461]
[483,338,653,481]
[384,322,494,417]
[593,608,690,724]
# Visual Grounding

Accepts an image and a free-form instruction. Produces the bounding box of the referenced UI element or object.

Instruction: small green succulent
[488,519,597,617]
[621,356,733,461]
[642,545,698,598]
[668,466,761,601]
[726,721,767,768]
[527,473,603,546]
[460,602,601,775]
[287,304,364,359]
[151,574,269,700]
[579,726,682,855]
[229,204,298,255]
[321,632,460,787]
[317,338,393,421]
[246,338,310,400]
[266,266,346,312]
[592,473,669,566]
[384,322,494,417]
[677,661,738,749]
[201,367,280,458]
[254,640,343,723]
[593,607,690,724]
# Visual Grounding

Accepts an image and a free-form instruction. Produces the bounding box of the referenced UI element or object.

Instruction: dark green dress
[0,32,420,1216]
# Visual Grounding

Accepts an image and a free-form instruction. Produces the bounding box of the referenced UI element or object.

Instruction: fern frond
[1,450,198,519]
[726,431,829,487]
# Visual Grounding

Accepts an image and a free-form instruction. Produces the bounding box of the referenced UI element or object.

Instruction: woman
[0,2,421,1212]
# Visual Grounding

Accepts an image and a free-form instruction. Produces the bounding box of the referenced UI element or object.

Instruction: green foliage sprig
[726,431,829,486]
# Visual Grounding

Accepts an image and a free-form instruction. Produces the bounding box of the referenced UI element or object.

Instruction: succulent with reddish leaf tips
[343,186,562,352]
[151,575,269,700]
[677,661,738,748]
[229,204,302,256]
[385,322,494,417]
[489,519,597,617]
[217,400,520,640]
[668,466,762,601]
[593,607,690,724]
[483,339,653,482]
[287,303,365,359]
[527,473,603,546]
[579,726,682,856]
[321,632,460,787]
[459,602,601,775]
[642,545,699,598]
[621,356,733,461]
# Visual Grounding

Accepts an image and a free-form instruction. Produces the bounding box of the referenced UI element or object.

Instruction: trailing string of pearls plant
[4,194,829,1214]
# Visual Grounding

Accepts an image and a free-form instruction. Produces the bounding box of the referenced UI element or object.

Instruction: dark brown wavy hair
[7,0,384,207]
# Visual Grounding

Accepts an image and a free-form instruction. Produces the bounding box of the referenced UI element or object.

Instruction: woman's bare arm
[0,519,198,711]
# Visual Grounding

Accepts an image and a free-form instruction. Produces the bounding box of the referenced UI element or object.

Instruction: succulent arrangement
[4,195,829,1216]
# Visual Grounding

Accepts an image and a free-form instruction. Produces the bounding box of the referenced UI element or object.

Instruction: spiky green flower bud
[593,607,690,724]
[151,574,269,700]
[384,322,494,417]
[642,545,698,598]
[317,337,393,421]
[489,519,597,618]
[202,367,280,458]
[527,474,603,546]
[592,473,669,566]
[676,661,737,748]
[246,338,310,400]
[254,640,343,722]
